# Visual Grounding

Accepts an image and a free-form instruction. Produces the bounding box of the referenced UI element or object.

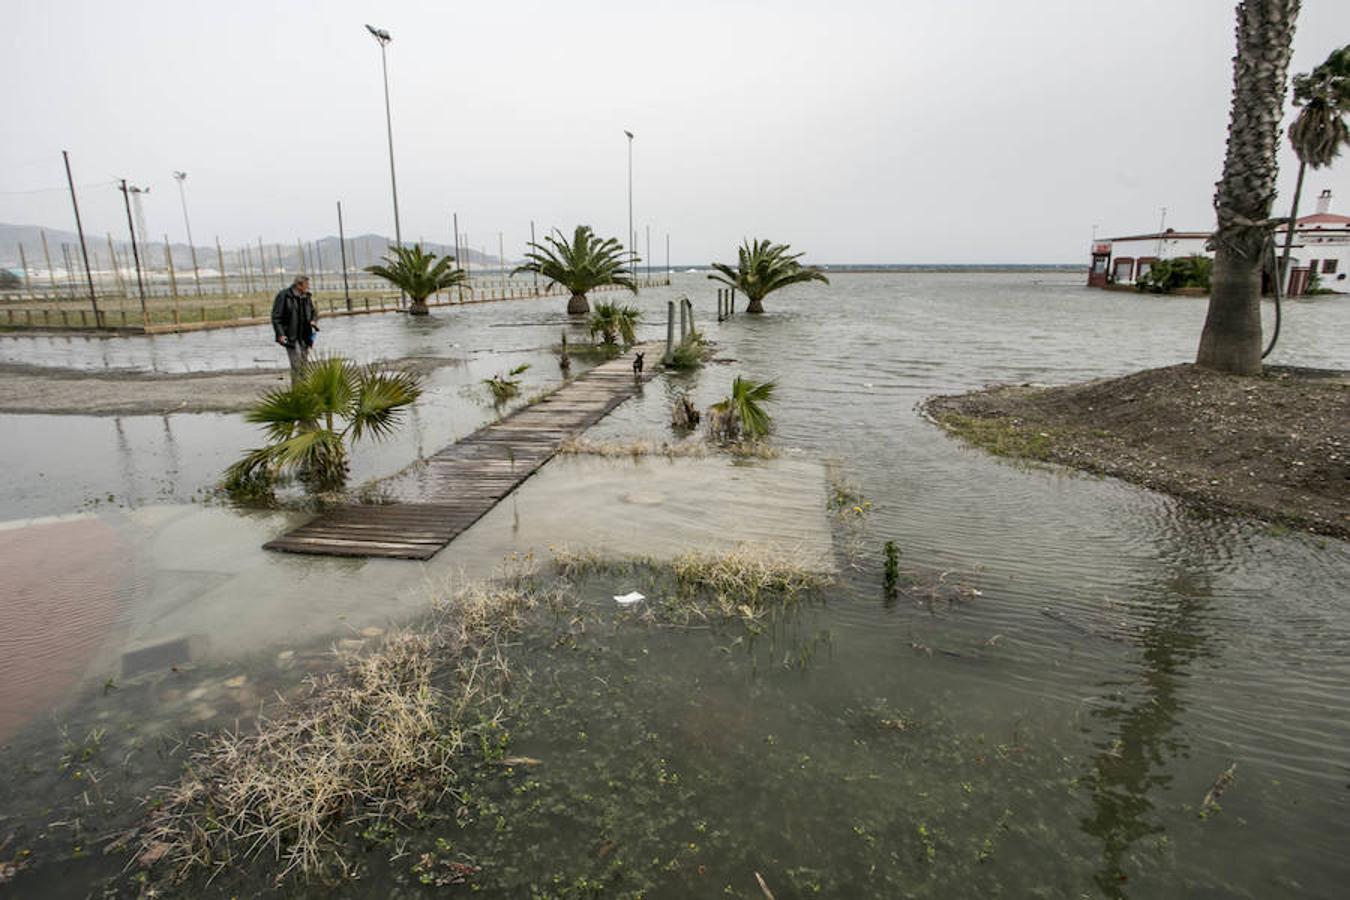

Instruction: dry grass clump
[134,564,562,885]
[669,545,829,619]
[557,436,779,460]
[557,436,709,459]
[550,544,830,625]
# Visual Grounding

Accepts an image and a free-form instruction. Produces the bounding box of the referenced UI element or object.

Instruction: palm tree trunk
[567,292,590,315]
[1195,0,1300,376]
[408,297,430,316]
[1277,158,1307,294]
[745,298,765,314]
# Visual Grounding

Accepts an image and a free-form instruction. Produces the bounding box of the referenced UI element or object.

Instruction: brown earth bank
[922,364,1349,540]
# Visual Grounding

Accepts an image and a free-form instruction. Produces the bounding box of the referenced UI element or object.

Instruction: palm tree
[1195,0,1300,375]
[1277,45,1350,286]
[708,376,777,443]
[513,225,636,315]
[225,356,422,495]
[588,300,640,346]
[708,239,829,314]
[364,244,466,316]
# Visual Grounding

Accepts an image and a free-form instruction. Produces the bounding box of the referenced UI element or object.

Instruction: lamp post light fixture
[366,23,404,306]
[624,129,635,286]
[172,171,203,296]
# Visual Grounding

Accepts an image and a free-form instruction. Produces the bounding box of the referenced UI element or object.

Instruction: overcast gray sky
[4,0,1348,264]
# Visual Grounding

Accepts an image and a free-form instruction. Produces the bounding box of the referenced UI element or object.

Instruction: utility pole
[215,237,229,296]
[106,233,127,297]
[337,201,352,311]
[257,237,268,292]
[530,220,538,293]
[645,225,650,284]
[63,150,102,325]
[118,179,149,323]
[17,244,32,291]
[40,230,59,296]
[172,171,203,296]
[498,232,505,284]
[666,232,670,282]
[163,234,180,319]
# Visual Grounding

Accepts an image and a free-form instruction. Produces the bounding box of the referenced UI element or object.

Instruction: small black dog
[632,352,645,376]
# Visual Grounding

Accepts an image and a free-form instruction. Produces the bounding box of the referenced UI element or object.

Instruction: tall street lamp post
[366,23,403,304]
[172,171,203,296]
[624,129,635,287]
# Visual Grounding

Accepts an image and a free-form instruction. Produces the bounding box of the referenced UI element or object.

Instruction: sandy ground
[923,364,1349,539]
[0,356,456,416]
[0,363,291,415]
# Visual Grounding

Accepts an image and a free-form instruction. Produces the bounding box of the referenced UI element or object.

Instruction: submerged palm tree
[1278,45,1350,284]
[708,239,829,314]
[588,300,640,346]
[225,356,423,495]
[708,376,777,443]
[365,244,467,316]
[1195,0,1300,375]
[513,225,636,315]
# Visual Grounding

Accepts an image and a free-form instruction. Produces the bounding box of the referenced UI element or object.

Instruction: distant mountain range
[0,223,508,274]
[1,223,1084,275]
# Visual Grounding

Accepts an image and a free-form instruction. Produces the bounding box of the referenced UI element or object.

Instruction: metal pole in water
[664,299,675,364]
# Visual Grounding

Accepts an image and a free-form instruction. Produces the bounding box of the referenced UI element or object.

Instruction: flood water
[0,273,1347,898]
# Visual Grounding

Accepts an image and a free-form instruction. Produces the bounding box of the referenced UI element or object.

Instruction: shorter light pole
[173,171,203,296]
[118,179,149,322]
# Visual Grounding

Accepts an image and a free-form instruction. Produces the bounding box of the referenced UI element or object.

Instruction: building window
[1112,258,1134,281]
[1137,257,1158,280]
[1323,259,1338,274]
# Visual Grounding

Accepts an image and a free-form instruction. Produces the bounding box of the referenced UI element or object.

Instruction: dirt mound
[923,364,1349,539]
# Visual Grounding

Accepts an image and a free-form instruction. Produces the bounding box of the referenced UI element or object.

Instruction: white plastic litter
[613,591,646,606]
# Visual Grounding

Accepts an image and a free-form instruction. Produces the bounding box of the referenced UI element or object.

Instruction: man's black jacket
[271,287,315,344]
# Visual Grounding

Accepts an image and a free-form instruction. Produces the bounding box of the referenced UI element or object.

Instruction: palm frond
[223,444,281,489]
[298,355,358,418]
[270,428,346,473]
[245,385,323,442]
[347,365,423,443]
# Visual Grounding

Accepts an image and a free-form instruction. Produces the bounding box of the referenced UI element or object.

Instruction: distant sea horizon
[671,263,1086,273]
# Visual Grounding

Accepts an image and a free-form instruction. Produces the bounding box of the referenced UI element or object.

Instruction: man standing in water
[271,275,318,380]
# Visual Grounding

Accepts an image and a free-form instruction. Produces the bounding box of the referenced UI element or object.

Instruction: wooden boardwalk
[264,348,654,560]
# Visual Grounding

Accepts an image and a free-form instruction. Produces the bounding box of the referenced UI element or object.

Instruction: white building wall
[1106,236,1210,284]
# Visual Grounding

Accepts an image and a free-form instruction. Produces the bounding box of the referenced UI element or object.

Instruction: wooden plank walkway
[264,347,655,560]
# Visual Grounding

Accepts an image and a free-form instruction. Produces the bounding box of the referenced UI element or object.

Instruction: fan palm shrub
[514,225,636,315]
[225,356,423,497]
[708,239,829,314]
[1277,45,1350,283]
[483,364,530,406]
[364,244,467,316]
[707,376,777,443]
[588,300,640,346]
